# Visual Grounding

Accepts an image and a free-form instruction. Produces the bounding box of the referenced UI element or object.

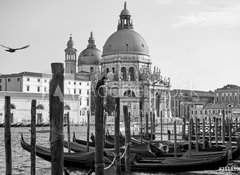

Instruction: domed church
[102,2,171,124]
[64,2,171,126]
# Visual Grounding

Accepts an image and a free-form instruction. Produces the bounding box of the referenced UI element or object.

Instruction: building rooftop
[215,84,240,91]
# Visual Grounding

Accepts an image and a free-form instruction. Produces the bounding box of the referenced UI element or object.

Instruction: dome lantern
[118,2,133,30]
[102,2,149,57]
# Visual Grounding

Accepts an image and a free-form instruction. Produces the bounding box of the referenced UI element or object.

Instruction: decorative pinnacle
[124,1,127,9]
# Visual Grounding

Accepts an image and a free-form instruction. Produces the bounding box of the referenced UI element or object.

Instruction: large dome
[78,32,101,65]
[102,29,149,56]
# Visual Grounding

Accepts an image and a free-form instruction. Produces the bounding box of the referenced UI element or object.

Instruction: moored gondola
[73,132,115,148]
[20,133,111,169]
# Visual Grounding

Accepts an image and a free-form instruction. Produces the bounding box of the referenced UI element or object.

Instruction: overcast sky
[0,0,240,91]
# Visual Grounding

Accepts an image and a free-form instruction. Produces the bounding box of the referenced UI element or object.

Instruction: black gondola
[20,134,111,169]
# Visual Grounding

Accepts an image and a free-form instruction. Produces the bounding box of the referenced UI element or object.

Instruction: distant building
[171,89,214,120]
[186,84,240,121]
[214,84,240,105]
[0,72,91,124]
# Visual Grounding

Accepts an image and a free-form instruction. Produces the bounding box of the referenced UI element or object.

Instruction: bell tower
[65,34,77,74]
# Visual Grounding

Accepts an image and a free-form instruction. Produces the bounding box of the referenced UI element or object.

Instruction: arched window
[64,105,71,110]
[106,68,109,74]
[10,104,16,109]
[36,104,44,110]
[123,90,136,97]
[129,67,134,81]
[121,67,127,81]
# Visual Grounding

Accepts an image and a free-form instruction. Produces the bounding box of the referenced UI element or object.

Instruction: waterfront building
[214,84,240,105]
[0,37,92,125]
[171,89,214,120]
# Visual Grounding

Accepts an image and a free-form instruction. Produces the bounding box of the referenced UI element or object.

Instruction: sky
[0,0,240,91]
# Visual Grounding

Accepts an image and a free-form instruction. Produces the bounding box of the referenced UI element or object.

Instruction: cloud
[173,3,240,27]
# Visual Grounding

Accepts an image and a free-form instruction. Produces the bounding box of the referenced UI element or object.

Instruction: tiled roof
[0,71,90,81]
[171,89,214,98]
[203,103,240,109]
[215,84,240,91]
[0,91,81,101]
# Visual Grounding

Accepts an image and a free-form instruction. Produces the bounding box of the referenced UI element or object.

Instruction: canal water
[0,126,239,175]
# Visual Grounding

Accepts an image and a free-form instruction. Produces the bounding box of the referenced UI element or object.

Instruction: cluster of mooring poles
[4,63,240,174]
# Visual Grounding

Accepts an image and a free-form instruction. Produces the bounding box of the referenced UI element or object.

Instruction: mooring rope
[51,131,64,145]
[104,153,117,170]
[120,143,130,159]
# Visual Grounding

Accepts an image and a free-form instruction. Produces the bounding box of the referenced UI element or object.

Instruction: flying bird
[1,44,30,53]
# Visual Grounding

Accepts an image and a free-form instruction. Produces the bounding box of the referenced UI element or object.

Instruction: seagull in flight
[1,44,30,53]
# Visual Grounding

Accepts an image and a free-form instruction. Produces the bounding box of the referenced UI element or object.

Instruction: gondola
[73,132,114,148]
[127,151,228,172]
[65,140,158,158]
[20,134,111,169]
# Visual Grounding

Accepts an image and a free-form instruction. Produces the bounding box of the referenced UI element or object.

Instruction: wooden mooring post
[174,120,177,157]
[222,110,225,145]
[209,116,212,148]
[49,63,64,175]
[150,112,153,141]
[182,117,186,140]
[160,111,163,141]
[195,117,199,152]
[31,99,36,175]
[94,77,105,175]
[202,118,205,149]
[123,106,131,175]
[115,98,121,175]
[145,112,149,138]
[67,112,71,153]
[188,118,192,158]
[5,96,12,175]
[87,111,90,152]
[215,117,218,147]
[140,111,143,143]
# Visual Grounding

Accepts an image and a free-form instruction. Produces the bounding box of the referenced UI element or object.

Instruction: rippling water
[0,126,239,175]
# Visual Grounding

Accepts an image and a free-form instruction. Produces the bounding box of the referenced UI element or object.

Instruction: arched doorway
[64,105,71,124]
[10,104,16,123]
[36,104,44,124]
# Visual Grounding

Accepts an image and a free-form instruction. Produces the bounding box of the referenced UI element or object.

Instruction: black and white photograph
[0,0,240,174]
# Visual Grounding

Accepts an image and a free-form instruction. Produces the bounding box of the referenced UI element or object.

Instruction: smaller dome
[120,2,130,16]
[78,32,102,65]
[78,48,101,65]
[67,35,74,48]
